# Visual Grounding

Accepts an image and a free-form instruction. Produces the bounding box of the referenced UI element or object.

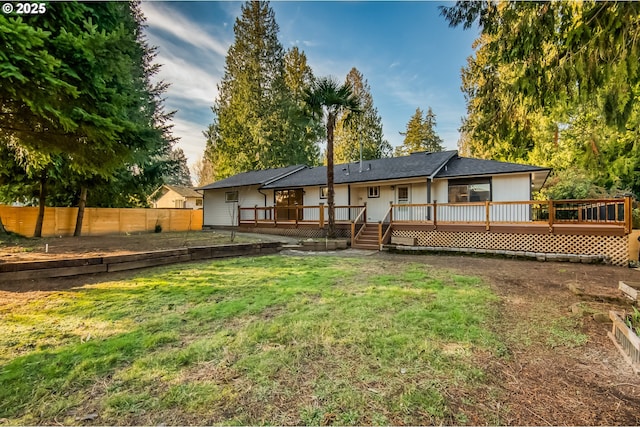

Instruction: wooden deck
[238,197,634,247]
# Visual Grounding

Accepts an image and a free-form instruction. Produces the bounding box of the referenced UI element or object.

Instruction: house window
[319,186,328,199]
[448,179,491,203]
[367,186,380,198]
[195,199,203,206]
[225,191,239,203]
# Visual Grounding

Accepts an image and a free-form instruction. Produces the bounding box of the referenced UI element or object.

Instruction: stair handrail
[380,204,393,246]
[351,205,367,246]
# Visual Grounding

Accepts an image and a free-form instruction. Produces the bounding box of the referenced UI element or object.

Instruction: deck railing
[391,197,633,233]
[239,204,365,228]
[238,197,633,234]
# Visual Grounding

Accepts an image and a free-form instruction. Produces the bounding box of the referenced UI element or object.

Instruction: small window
[367,186,380,198]
[195,199,203,206]
[225,191,238,203]
[319,187,328,199]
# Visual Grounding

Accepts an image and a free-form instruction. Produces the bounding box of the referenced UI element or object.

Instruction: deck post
[378,222,382,246]
[319,203,325,228]
[295,205,299,227]
[433,200,437,228]
[389,201,393,223]
[274,206,278,227]
[548,200,555,232]
[485,200,490,231]
[350,221,355,246]
[237,205,241,226]
[625,195,633,234]
[254,205,258,227]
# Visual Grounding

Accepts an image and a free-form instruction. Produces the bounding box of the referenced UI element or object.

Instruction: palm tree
[304,77,361,238]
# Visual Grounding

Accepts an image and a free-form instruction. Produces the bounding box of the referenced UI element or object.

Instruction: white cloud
[141,2,231,56]
[171,116,209,166]
[154,50,220,107]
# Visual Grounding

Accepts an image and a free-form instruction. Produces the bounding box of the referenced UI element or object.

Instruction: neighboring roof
[261,151,458,189]
[197,165,306,190]
[163,185,202,198]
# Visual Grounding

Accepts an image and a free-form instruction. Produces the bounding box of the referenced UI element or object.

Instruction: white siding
[491,174,531,201]
[203,186,267,226]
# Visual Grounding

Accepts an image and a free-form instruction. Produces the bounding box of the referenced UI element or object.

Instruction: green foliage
[537,168,612,200]
[205,1,320,180]
[444,1,640,196]
[395,107,444,156]
[333,67,392,163]
[0,2,175,209]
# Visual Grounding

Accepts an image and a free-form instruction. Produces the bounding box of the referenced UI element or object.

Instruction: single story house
[151,185,203,209]
[198,151,635,265]
[199,150,551,226]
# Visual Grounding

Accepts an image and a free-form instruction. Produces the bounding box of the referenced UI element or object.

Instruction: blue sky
[140,1,479,171]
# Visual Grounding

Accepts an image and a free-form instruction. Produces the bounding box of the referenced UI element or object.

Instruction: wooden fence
[0,206,203,237]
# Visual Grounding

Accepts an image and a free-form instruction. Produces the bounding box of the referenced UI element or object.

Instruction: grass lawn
[0,255,585,425]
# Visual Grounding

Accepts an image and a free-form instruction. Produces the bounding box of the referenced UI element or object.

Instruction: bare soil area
[1,232,639,425]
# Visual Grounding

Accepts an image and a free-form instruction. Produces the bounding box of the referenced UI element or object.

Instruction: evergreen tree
[163,148,193,186]
[395,107,444,156]
[443,1,640,196]
[0,2,176,234]
[334,68,391,164]
[204,1,319,180]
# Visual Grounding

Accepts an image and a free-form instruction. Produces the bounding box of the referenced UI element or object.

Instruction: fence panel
[0,206,202,237]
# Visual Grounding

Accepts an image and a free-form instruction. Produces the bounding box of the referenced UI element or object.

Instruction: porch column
[426,179,432,220]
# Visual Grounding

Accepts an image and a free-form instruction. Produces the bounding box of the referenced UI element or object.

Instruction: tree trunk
[0,215,7,234]
[34,171,47,238]
[327,113,336,238]
[74,186,88,237]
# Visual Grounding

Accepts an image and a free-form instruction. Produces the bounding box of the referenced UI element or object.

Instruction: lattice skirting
[238,226,350,239]
[392,229,629,266]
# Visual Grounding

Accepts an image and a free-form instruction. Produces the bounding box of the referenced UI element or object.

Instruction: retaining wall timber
[0,242,281,281]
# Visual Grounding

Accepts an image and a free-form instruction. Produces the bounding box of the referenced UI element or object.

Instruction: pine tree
[334,68,391,164]
[395,107,444,156]
[163,148,193,186]
[0,2,176,234]
[205,1,319,180]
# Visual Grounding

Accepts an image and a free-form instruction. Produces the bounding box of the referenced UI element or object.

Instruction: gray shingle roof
[197,165,306,190]
[435,157,550,178]
[261,151,458,189]
[199,152,551,191]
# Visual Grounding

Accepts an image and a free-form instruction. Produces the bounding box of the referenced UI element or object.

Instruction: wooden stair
[352,224,380,250]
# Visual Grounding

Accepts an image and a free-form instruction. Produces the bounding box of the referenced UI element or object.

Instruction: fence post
[625,195,633,234]
[433,200,438,228]
[319,203,325,228]
[485,200,490,231]
[548,200,555,233]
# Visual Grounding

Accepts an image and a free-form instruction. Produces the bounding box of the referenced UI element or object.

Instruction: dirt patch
[379,253,640,425]
[0,230,296,263]
[1,233,639,424]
